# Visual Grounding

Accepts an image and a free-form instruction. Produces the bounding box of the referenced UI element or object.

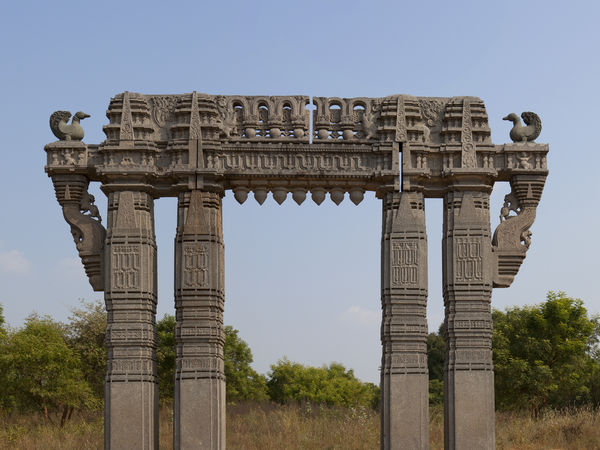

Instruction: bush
[267,359,379,409]
[429,379,444,405]
[0,314,94,425]
[65,300,106,401]
[155,318,268,403]
[156,314,175,402]
[224,326,268,402]
[493,292,600,413]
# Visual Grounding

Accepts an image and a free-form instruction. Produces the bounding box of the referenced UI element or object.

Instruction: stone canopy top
[45,91,548,200]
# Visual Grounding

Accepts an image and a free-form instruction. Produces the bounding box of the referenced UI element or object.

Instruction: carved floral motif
[418,99,444,127]
[120,92,134,140]
[150,96,178,127]
[395,96,407,141]
[461,100,476,168]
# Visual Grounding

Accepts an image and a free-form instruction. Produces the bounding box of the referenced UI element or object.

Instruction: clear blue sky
[0,1,598,383]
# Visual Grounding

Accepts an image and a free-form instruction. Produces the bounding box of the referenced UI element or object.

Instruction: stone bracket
[50,173,106,291]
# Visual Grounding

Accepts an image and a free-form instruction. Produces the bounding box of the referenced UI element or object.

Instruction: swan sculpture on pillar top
[50,111,90,141]
[503,111,542,143]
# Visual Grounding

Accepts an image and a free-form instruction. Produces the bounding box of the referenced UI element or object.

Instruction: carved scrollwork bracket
[491,174,546,287]
[51,174,106,291]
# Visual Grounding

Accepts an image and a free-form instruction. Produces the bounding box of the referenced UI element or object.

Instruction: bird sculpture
[503,112,542,143]
[50,111,90,141]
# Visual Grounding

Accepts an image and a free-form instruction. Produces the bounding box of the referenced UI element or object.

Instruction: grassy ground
[1,403,599,449]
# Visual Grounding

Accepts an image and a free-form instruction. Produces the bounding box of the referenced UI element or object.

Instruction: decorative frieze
[47,93,538,201]
[97,92,491,154]
[111,245,140,290]
[208,146,393,172]
[460,99,476,168]
[216,95,310,141]
[454,237,483,282]
[182,243,209,288]
[391,242,419,286]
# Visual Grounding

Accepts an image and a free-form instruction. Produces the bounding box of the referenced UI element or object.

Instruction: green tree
[0,303,6,338]
[0,314,93,425]
[427,329,445,382]
[427,324,446,405]
[267,358,379,409]
[155,318,268,403]
[429,379,444,405]
[0,303,11,411]
[65,299,106,401]
[156,313,176,401]
[493,291,599,414]
[224,325,268,402]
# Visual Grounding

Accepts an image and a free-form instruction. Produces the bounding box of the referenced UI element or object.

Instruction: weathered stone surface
[380,191,428,449]
[443,190,495,449]
[174,190,225,449]
[104,190,159,450]
[44,92,549,450]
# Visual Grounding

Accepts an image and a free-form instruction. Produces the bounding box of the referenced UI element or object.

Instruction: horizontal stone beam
[402,142,548,196]
[46,142,400,197]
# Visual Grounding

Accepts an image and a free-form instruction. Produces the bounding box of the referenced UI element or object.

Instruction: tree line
[0,302,378,425]
[0,291,598,425]
[427,292,600,415]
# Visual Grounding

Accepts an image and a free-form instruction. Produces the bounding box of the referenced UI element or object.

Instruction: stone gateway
[44,93,548,450]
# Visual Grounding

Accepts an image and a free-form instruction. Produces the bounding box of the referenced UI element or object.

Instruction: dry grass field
[1,403,600,449]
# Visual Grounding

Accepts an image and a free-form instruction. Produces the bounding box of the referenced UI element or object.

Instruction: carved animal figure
[414,123,431,143]
[517,152,532,169]
[50,111,90,141]
[503,112,542,143]
[521,230,532,249]
[63,150,78,165]
[361,104,379,140]
[216,97,238,138]
[80,193,102,222]
[500,192,520,222]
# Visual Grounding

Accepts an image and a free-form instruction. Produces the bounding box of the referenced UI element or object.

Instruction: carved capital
[492,174,547,287]
[52,175,106,291]
[44,140,89,175]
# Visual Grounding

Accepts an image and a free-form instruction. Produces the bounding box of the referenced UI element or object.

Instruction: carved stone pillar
[104,189,158,450]
[442,189,494,450]
[174,190,225,450]
[381,191,429,450]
